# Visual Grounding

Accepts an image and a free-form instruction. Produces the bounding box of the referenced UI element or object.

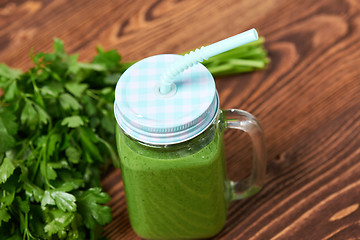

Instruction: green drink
[116,117,229,239]
[114,53,266,239]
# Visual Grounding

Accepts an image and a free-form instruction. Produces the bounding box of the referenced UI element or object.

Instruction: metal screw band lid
[114,54,217,145]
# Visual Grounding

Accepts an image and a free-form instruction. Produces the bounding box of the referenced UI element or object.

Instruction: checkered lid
[114,54,218,145]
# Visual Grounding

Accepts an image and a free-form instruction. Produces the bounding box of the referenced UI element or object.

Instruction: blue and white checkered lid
[114,54,218,145]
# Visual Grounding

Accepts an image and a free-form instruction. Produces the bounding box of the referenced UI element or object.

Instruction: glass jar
[114,54,266,239]
[116,108,266,239]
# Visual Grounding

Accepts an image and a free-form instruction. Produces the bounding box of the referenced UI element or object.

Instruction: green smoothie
[116,123,230,239]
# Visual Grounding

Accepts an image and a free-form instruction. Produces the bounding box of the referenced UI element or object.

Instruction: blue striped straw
[160,28,259,94]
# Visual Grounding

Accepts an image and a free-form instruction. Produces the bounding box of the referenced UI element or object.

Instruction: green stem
[98,136,119,168]
[23,196,34,240]
[86,89,100,100]
[229,59,265,68]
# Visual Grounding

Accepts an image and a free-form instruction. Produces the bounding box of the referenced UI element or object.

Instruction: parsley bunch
[0,39,126,239]
[0,37,268,240]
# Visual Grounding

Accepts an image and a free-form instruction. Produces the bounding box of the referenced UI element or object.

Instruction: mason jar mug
[114,54,266,239]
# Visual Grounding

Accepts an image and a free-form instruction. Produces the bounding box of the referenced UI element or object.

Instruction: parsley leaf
[0,109,17,153]
[61,116,85,128]
[20,101,39,128]
[51,191,77,212]
[41,190,55,207]
[3,80,18,101]
[59,93,82,111]
[0,63,21,80]
[93,46,121,70]
[76,188,112,228]
[65,82,88,98]
[65,147,81,164]
[0,208,11,227]
[44,210,74,236]
[0,158,16,184]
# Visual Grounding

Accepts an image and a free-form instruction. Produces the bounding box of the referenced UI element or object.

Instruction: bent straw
[160,28,259,94]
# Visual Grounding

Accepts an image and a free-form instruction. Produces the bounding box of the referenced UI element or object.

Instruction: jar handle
[223,109,267,200]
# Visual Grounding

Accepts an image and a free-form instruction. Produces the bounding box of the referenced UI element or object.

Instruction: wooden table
[1,0,359,239]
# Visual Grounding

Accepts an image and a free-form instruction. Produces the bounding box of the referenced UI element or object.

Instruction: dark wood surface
[1,0,360,239]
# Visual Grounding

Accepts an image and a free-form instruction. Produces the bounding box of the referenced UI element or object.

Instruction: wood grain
[1,0,360,239]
